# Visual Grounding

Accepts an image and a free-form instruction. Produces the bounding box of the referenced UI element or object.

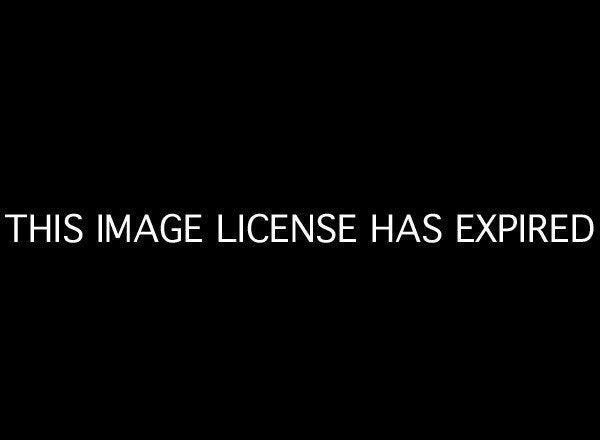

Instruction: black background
[1,6,597,434]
